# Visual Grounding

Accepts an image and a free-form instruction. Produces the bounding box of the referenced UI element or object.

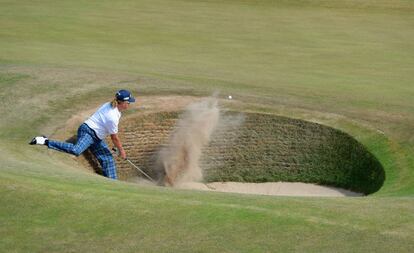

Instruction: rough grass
[1,0,414,252]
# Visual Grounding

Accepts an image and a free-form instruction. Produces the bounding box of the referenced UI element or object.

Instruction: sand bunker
[132,97,363,197]
[176,181,363,197]
[127,177,362,197]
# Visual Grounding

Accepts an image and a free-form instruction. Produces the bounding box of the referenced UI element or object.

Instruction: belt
[83,123,101,140]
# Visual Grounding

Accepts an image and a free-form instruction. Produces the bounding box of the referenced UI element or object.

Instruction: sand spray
[155,96,243,186]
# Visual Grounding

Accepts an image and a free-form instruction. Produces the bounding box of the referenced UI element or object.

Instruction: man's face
[118,101,130,111]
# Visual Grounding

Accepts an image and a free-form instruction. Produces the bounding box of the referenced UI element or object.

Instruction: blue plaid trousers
[47,123,117,179]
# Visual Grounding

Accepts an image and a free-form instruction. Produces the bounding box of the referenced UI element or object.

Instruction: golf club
[112,148,155,183]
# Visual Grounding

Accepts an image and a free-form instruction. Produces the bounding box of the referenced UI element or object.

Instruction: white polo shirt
[84,102,121,140]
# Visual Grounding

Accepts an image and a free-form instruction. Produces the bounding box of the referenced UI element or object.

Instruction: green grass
[1,147,413,252]
[1,0,413,252]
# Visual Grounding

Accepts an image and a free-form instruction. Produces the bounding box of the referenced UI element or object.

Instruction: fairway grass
[1,146,413,252]
[1,0,413,252]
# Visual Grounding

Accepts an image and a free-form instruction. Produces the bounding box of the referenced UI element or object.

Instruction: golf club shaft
[112,148,155,182]
[125,158,155,182]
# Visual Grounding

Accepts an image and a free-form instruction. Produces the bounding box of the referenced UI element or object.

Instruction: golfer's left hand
[120,149,127,160]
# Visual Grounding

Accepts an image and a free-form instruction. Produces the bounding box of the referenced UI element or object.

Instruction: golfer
[30,89,136,179]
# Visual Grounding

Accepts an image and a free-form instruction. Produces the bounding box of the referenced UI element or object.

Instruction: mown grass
[1,0,414,252]
[1,148,413,252]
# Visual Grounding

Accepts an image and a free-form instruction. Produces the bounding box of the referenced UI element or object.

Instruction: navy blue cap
[116,89,136,103]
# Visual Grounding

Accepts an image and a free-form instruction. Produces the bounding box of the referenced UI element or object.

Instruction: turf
[0,0,413,252]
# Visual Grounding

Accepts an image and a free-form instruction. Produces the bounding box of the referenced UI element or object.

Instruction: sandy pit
[175,182,363,197]
[124,97,364,197]
[127,177,362,197]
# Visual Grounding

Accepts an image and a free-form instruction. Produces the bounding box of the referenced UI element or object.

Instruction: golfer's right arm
[111,134,127,159]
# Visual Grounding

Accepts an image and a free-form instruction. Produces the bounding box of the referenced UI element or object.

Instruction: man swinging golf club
[29,89,136,180]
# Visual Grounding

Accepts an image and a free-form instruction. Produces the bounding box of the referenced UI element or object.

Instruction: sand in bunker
[175,182,363,197]
[127,177,362,197]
